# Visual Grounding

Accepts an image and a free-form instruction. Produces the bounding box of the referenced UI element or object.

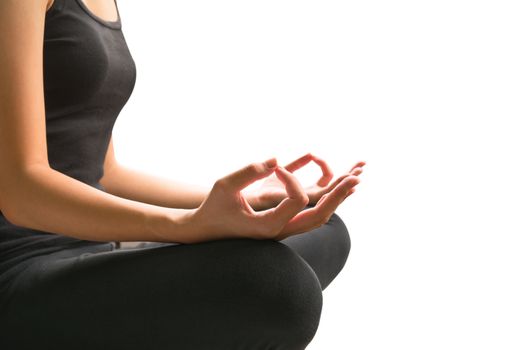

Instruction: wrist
[146,207,198,244]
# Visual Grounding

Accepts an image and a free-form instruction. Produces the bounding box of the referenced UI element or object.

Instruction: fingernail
[264,158,277,168]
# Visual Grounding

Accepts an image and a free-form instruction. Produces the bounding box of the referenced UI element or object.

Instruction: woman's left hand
[245,153,366,211]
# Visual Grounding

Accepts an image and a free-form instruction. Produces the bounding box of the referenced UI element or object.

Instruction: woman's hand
[245,153,365,211]
[185,157,360,243]
[186,158,307,243]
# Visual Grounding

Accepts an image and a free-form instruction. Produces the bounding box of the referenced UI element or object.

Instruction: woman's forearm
[100,163,210,209]
[2,164,197,243]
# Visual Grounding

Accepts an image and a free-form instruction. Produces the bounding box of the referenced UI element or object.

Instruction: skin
[0,0,365,244]
[80,0,119,22]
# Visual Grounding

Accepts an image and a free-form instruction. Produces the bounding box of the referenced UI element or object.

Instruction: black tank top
[0,0,136,291]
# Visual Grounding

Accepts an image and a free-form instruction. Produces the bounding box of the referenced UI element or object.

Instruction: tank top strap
[46,0,66,17]
[46,0,122,30]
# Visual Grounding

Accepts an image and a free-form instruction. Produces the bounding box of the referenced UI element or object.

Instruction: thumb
[222,157,277,191]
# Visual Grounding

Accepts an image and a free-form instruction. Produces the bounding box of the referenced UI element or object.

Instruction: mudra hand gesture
[245,153,365,211]
[190,154,365,242]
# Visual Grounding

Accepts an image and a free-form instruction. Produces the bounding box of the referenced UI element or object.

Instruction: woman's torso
[0,0,137,292]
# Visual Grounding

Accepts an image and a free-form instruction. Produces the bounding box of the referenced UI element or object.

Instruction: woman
[0,0,365,349]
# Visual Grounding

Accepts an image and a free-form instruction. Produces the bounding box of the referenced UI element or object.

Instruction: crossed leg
[0,209,351,350]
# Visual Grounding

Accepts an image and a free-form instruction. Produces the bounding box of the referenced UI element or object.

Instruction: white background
[114,1,525,348]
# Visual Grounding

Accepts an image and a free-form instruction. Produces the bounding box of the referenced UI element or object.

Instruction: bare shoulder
[0,0,50,15]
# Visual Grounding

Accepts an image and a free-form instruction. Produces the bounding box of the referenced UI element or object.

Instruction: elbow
[0,186,20,227]
[0,199,23,227]
[0,164,47,228]
[0,185,14,224]
[0,180,29,227]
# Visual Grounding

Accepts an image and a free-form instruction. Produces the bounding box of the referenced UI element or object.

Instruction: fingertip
[273,165,285,179]
[264,157,278,169]
[343,175,360,185]
[275,165,289,173]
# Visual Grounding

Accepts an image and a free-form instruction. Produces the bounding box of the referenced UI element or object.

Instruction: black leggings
[0,207,351,350]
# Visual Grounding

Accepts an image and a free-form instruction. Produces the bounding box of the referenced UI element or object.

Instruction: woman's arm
[0,0,194,243]
[4,165,195,243]
[0,0,359,246]
[100,137,210,209]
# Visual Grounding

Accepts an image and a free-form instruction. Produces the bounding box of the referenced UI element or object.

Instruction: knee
[328,211,351,259]
[233,239,324,348]
[145,238,324,348]
[312,211,351,290]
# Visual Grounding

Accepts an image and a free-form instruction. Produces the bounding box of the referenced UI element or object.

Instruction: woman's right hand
[184,157,360,243]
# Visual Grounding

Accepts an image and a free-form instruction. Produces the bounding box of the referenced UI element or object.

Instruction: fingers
[274,166,306,202]
[331,161,365,188]
[284,152,334,187]
[351,168,363,175]
[284,153,313,172]
[220,158,277,191]
[254,166,308,230]
[312,164,363,203]
[340,161,365,181]
[317,176,360,215]
[311,154,334,187]
[325,173,351,193]
[343,186,356,200]
[349,161,366,173]
[280,175,360,236]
